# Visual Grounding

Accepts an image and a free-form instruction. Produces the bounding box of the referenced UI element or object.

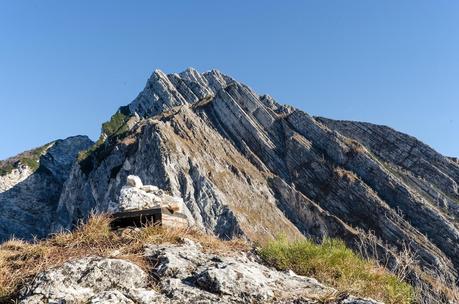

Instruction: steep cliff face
[0,136,93,241]
[50,68,459,293]
[316,118,459,219]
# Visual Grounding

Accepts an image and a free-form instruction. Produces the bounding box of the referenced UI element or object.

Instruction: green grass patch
[0,163,14,176]
[258,237,414,304]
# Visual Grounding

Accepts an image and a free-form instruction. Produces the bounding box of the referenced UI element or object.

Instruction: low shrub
[77,109,131,169]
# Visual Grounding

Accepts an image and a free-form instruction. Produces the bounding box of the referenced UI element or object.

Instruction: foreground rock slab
[20,239,381,304]
[19,257,159,304]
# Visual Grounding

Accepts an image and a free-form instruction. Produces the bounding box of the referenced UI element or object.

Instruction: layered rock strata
[53,69,459,290]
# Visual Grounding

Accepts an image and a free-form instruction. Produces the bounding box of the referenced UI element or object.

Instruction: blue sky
[0,1,458,159]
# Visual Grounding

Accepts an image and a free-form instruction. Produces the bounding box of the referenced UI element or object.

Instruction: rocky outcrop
[316,118,459,220]
[0,136,93,241]
[113,175,185,213]
[19,239,380,304]
[19,257,158,304]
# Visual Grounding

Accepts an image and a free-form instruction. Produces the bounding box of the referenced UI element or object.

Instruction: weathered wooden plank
[110,207,187,229]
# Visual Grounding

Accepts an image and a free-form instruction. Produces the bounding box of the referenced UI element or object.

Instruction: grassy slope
[259,237,414,304]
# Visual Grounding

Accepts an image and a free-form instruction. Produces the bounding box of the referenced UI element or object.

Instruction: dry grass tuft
[334,167,358,183]
[0,213,248,301]
[6,213,448,304]
[344,138,367,155]
[356,226,459,303]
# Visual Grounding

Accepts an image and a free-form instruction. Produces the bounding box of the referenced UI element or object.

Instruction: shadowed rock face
[2,68,459,299]
[0,136,93,241]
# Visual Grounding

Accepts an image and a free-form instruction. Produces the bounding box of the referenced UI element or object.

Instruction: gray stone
[89,290,134,304]
[148,238,336,303]
[19,239,379,303]
[113,176,186,215]
[126,174,143,188]
[19,256,160,304]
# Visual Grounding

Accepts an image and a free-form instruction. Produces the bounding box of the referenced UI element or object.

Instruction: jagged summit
[126,68,237,118]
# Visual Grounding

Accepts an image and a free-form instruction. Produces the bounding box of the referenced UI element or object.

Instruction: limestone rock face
[0,136,93,241]
[117,186,161,211]
[146,239,337,303]
[19,239,380,304]
[449,157,459,165]
[0,165,33,193]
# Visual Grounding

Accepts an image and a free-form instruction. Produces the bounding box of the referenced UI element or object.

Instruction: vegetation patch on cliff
[101,108,131,137]
[258,237,414,304]
[0,143,53,176]
[77,107,133,174]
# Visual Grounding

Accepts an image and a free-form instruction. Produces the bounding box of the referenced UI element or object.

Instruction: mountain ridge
[1,68,458,301]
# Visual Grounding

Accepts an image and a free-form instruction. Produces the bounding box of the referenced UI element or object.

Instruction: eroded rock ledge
[19,239,380,304]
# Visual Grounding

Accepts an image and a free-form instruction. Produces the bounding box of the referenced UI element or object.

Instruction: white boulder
[117,175,184,213]
[126,175,143,188]
[141,185,160,193]
[118,186,162,211]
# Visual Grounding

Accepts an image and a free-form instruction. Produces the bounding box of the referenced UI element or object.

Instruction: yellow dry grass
[0,214,248,301]
[4,213,452,304]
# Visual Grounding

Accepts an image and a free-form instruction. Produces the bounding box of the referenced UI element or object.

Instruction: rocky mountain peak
[127,68,238,118]
[2,68,459,302]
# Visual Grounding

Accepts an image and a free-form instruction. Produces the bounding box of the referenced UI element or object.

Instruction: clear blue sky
[1,1,458,159]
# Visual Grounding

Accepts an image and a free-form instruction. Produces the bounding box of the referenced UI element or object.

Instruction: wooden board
[110,207,188,229]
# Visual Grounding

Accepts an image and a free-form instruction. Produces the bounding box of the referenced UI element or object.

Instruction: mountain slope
[0,136,93,240]
[1,68,458,301]
[51,69,459,292]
